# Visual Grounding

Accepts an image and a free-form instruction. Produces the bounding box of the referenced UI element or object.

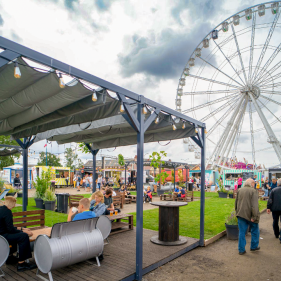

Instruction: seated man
[0,197,37,272]
[67,198,96,222]
[174,186,180,193]
[103,189,120,215]
[178,187,186,198]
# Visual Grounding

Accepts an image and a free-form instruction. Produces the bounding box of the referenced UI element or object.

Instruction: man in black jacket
[13,173,21,188]
[267,178,281,243]
[0,196,37,271]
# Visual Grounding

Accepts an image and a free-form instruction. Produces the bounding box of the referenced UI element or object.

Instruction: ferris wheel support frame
[210,95,245,168]
[248,102,256,164]
[222,96,248,167]
[248,91,281,163]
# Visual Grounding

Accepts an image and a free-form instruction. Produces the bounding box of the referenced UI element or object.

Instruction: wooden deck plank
[3,228,198,281]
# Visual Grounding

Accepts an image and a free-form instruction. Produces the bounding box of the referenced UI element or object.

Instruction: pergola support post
[84,143,99,193]
[199,127,206,246]
[16,137,35,211]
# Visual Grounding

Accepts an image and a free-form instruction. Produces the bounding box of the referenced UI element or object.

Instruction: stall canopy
[0,36,206,281]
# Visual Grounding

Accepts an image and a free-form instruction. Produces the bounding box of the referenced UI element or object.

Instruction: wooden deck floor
[1,229,198,281]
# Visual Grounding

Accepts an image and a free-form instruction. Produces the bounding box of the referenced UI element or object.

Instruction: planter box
[45,200,56,211]
[35,198,45,209]
[218,192,228,198]
[17,193,23,198]
[7,192,16,197]
[225,223,239,240]
[229,193,234,198]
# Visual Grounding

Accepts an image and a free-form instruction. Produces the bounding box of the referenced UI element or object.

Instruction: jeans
[97,183,101,189]
[272,211,281,240]
[263,189,268,197]
[238,217,260,253]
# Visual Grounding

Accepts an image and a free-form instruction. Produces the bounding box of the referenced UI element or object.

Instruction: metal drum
[0,235,9,267]
[34,229,104,274]
[96,215,111,240]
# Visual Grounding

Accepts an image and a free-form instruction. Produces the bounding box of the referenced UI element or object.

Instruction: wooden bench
[13,210,46,230]
[69,195,83,208]
[160,194,173,201]
[107,213,133,235]
[113,192,123,209]
[173,191,194,202]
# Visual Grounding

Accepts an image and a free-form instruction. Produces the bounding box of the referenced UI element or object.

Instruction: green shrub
[43,188,56,201]
[33,168,52,199]
[225,210,238,225]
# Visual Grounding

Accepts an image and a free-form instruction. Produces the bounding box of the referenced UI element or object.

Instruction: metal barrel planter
[0,235,9,277]
[34,217,109,280]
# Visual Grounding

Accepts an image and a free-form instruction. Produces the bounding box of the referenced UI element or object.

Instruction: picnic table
[29,227,52,242]
[150,201,187,246]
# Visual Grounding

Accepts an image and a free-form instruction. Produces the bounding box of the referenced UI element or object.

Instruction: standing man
[267,178,281,243]
[263,179,269,197]
[13,173,21,189]
[268,178,277,197]
[235,178,260,255]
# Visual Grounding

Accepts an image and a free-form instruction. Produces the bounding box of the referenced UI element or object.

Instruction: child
[144,186,152,203]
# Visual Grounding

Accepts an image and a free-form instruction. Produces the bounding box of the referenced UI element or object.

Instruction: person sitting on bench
[178,187,186,198]
[144,187,152,203]
[67,198,96,222]
[103,189,121,215]
[0,197,37,272]
[89,191,106,217]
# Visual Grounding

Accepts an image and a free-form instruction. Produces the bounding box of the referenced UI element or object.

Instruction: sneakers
[17,262,37,272]
[239,251,246,255]
[250,246,260,252]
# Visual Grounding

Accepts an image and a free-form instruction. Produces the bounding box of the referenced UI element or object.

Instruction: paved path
[143,211,281,281]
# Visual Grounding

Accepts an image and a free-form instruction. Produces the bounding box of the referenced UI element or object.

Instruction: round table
[150,201,188,246]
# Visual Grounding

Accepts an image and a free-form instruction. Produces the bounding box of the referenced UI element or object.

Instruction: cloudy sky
[0,0,280,167]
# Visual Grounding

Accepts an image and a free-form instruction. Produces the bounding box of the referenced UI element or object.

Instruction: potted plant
[217,180,228,198]
[17,189,23,198]
[228,190,234,198]
[5,184,17,196]
[33,168,52,209]
[225,210,239,240]
[44,188,56,211]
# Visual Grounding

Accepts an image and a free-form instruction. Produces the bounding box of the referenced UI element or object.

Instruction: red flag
[44,144,47,147]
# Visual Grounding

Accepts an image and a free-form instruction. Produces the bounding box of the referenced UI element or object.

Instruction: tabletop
[29,227,52,242]
[150,201,187,207]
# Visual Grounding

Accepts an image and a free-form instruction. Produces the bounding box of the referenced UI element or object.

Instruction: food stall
[3,163,32,188]
[33,166,71,187]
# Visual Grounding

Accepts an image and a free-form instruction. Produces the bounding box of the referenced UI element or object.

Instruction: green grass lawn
[130,198,267,240]
[9,194,267,240]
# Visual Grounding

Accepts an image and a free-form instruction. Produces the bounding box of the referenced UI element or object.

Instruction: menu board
[242,172,254,181]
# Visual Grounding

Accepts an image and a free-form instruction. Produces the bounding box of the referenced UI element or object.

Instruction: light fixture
[143,105,148,114]
[120,101,125,113]
[155,116,159,124]
[172,123,177,131]
[14,62,21,78]
[195,128,198,133]
[182,121,186,129]
[205,129,207,134]
[58,73,65,88]
[92,91,97,102]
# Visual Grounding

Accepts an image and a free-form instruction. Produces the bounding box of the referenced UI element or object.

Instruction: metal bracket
[36,269,53,281]
[84,143,99,155]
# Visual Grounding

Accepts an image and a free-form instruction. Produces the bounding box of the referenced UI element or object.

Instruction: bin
[56,193,69,213]
[188,183,193,191]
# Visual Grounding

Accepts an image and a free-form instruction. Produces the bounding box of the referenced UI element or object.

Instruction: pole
[200,127,206,246]
[46,141,47,166]
[185,167,188,190]
[136,103,144,280]
[174,165,176,190]
[92,152,96,193]
[125,164,127,188]
[22,139,28,211]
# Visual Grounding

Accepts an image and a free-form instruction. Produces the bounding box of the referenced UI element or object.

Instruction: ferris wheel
[176,1,281,168]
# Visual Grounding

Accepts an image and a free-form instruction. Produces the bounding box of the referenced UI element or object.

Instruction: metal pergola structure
[0,36,206,281]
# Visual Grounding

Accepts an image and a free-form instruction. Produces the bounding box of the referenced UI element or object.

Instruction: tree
[149,151,168,184]
[37,152,62,167]
[0,135,21,170]
[64,148,79,170]
[118,154,125,166]
[78,143,91,154]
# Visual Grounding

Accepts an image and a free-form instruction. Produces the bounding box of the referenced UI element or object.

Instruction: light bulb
[14,62,21,78]
[182,122,186,129]
[58,73,65,88]
[195,129,198,133]
[92,91,97,102]
[120,102,125,113]
[143,106,147,114]
[205,129,207,134]
[172,124,177,131]
[155,116,159,124]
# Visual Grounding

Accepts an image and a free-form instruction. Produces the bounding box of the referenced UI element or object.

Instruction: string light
[58,73,65,88]
[155,116,159,124]
[142,105,148,115]
[172,123,177,131]
[92,91,97,102]
[195,128,198,133]
[14,62,21,78]
[182,121,186,129]
[120,101,125,113]
[205,129,207,134]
